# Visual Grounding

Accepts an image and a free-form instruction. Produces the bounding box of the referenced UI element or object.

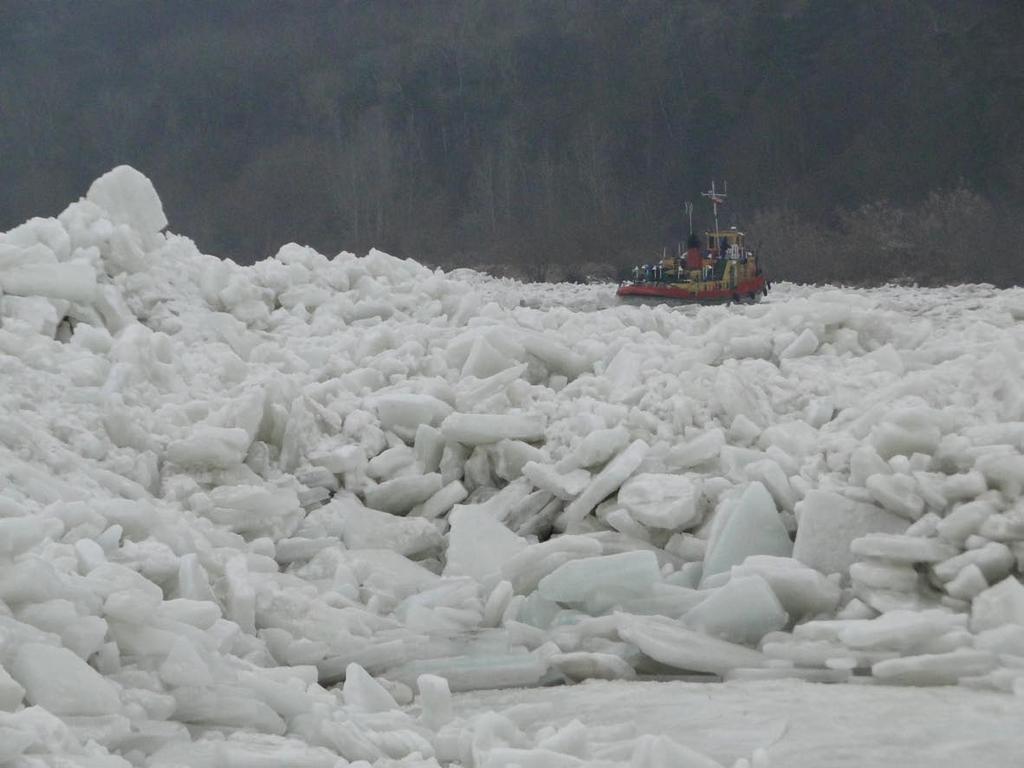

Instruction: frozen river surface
[2,166,1024,766]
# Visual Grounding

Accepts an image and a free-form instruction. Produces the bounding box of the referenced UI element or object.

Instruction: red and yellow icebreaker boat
[617,184,770,305]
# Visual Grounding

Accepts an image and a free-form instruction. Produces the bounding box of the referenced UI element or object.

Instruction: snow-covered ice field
[454,679,1024,768]
[1,166,1023,766]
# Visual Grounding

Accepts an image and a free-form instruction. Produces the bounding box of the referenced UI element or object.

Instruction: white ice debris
[1,167,1023,764]
[561,439,649,526]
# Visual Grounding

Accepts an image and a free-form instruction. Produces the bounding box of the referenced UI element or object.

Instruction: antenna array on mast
[701,180,727,239]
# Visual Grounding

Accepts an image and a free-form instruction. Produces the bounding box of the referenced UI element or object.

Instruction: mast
[701,181,727,247]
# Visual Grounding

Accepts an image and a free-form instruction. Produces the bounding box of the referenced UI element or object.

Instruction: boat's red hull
[617,274,769,304]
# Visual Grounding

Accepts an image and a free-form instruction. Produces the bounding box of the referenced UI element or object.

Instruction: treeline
[1,1,1023,285]
[752,187,1024,287]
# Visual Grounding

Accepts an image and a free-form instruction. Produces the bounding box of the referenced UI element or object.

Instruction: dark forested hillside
[2,1,1023,284]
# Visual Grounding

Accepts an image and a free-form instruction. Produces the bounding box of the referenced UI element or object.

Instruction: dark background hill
[2,1,1023,284]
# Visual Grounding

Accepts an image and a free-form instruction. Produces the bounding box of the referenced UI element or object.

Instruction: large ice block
[538,550,661,605]
[11,643,121,716]
[555,426,630,471]
[702,482,792,582]
[389,652,547,692]
[364,473,443,514]
[971,577,1024,632]
[86,165,168,235]
[729,555,841,619]
[617,614,767,675]
[618,473,703,530]
[336,497,443,556]
[371,392,453,432]
[793,490,908,575]
[445,506,527,585]
[872,649,996,686]
[342,662,399,712]
[522,461,590,500]
[682,575,788,645]
[666,429,726,470]
[441,413,546,445]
